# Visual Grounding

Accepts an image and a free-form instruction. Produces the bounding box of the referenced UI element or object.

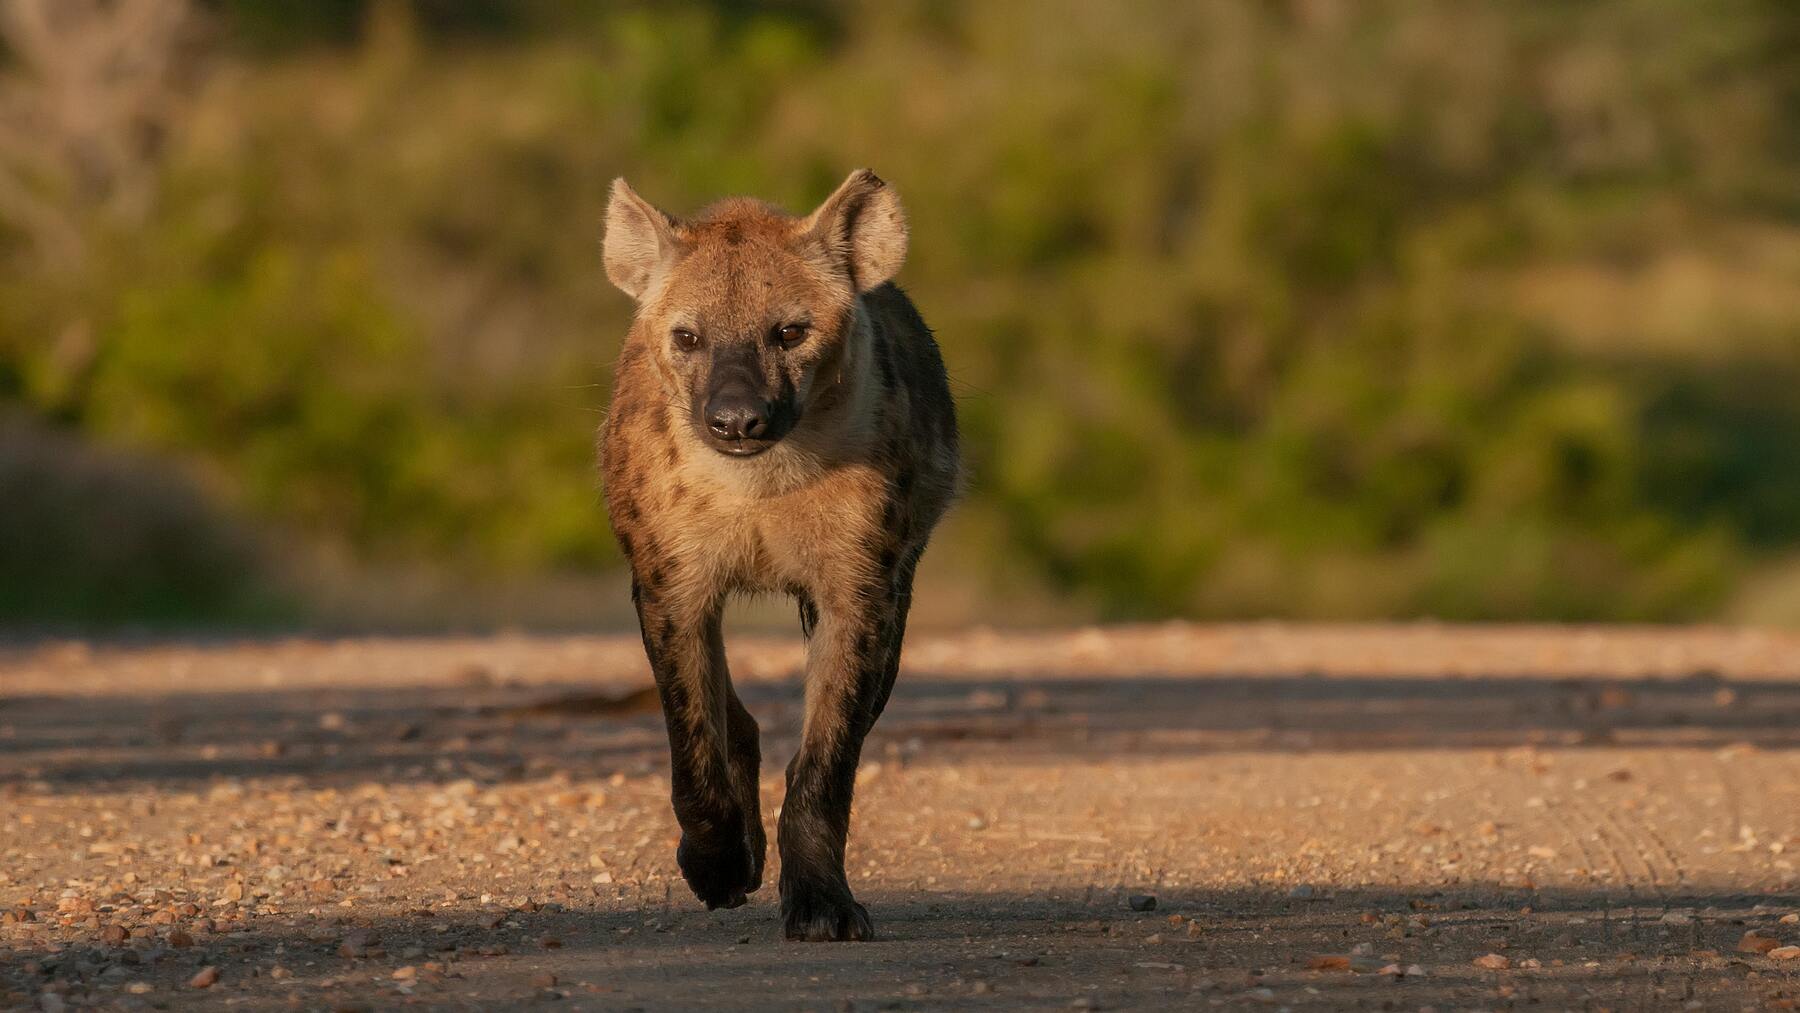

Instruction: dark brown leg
[632,581,759,909]
[777,556,917,941]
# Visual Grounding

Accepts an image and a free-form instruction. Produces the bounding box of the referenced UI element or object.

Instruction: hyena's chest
[630,448,890,599]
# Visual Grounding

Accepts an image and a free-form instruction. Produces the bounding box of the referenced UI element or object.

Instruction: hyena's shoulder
[861,282,961,517]
[863,283,955,442]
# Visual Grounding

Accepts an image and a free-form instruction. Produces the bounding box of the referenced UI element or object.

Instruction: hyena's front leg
[778,564,916,941]
[633,583,763,908]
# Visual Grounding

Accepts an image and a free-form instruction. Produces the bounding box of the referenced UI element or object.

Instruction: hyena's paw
[781,883,873,942]
[676,825,758,910]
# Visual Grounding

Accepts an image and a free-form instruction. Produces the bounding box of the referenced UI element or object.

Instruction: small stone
[188,966,219,989]
[167,929,194,948]
[222,882,245,903]
[1660,910,1694,925]
[1307,955,1352,971]
[1782,913,1800,925]
[1473,953,1510,970]
[391,966,417,980]
[531,972,558,988]
[100,924,128,946]
[1127,894,1156,912]
[338,931,380,958]
[1738,932,1781,955]
[126,982,154,994]
[1770,946,1800,961]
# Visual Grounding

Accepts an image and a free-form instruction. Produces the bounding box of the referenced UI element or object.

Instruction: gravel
[2,623,1799,1009]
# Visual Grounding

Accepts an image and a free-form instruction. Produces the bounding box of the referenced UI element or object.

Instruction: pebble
[1472,953,1510,970]
[189,966,219,989]
[1770,946,1800,961]
[1127,895,1156,912]
[1737,932,1780,955]
[338,931,381,958]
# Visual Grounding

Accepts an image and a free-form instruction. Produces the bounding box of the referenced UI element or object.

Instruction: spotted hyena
[598,170,958,940]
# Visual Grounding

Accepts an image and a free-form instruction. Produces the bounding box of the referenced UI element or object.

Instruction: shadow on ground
[2,885,1795,1010]
[3,668,1798,792]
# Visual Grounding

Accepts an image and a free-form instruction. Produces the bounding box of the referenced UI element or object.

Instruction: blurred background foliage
[4,0,1800,629]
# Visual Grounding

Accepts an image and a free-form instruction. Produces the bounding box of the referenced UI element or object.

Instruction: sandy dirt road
[3,623,1800,1010]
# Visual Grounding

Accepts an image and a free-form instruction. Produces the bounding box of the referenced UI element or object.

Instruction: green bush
[4,0,1799,624]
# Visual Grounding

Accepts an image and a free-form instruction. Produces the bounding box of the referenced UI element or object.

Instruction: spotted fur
[599,170,958,940]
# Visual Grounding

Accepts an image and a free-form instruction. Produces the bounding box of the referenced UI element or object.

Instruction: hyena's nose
[705,394,770,441]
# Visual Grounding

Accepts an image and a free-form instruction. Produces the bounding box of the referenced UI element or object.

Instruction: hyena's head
[603,169,907,457]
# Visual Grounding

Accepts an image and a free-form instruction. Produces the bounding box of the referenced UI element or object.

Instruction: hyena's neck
[800,300,884,455]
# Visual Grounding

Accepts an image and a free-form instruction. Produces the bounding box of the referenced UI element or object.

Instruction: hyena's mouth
[708,436,778,458]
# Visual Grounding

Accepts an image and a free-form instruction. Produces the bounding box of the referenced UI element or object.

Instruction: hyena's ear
[803,168,908,292]
[604,178,681,300]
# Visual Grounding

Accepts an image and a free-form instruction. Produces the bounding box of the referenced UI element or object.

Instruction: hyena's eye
[672,328,701,352]
[775,323,808,347]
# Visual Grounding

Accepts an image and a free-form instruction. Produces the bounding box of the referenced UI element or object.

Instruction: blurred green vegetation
[4,0,1800,626]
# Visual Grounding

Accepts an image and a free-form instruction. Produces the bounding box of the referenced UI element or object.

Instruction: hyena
[598,170,958,940]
